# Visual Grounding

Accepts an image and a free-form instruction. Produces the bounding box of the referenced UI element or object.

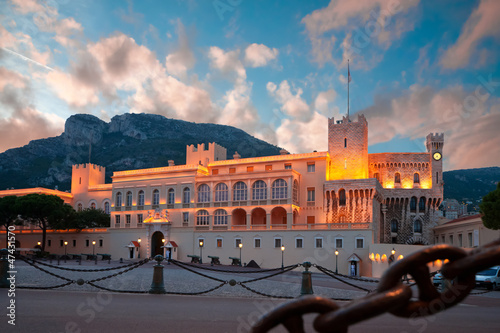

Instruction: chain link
[87,259,150,283]
[251,239,500,333]
[314,265,372,293]
[169,260,227,283]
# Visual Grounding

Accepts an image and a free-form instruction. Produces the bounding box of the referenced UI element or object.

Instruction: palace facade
[1,114,444,276]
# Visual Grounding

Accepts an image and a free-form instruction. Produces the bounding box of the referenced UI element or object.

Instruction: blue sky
[0,0,499,171]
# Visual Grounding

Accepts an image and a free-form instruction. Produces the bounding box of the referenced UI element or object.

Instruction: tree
[480,182,500,230]
[74,208,110,229]
[15,194,75,252]
[0,196,19,248]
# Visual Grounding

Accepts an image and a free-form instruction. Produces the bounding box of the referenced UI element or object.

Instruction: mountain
[0,113,282,191]
[443,167,500,204]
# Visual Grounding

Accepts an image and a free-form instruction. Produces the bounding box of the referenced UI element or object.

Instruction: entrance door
[129,248,134,259]
[350,261,358,276]
[151,231,165,257]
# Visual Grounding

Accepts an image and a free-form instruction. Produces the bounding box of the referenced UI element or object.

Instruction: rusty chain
[252,239,500,333]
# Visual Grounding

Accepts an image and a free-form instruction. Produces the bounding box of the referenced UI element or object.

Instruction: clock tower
[426,133,444,189]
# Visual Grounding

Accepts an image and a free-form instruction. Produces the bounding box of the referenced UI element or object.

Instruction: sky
[0,0,499,171]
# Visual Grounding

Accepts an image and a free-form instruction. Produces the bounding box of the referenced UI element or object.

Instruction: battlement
[425,133,445,152]
[71,163,106,194]
[72,163,104,171]
[186,142,227,166]
[328,113,368,127]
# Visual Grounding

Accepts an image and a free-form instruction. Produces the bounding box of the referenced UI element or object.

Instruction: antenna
[88,132,92,164]
[347,59,351,122]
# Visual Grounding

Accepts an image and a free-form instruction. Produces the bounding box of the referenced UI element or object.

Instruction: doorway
[350,261,358,277]
[129,247,135,259]
[151,231,165,256]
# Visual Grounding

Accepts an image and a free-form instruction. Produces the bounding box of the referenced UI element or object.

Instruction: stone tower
[425,133,444,190]
[327,114,368,180]
[71,163,106,195]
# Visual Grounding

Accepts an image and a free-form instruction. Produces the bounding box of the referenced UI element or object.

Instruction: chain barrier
[239,265,300,284]
[169,260,227,283]
[251,239,500,333]
[87,259,150,283]
[169,259,298,274]
[16,254,149,272]
[314,265,372,293]
[314,265,380,284]
[164,282,228,296]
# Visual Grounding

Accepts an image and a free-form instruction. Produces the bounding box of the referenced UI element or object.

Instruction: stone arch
[251,207,266,226]
[271,207,287,225]
[232,208,247,226]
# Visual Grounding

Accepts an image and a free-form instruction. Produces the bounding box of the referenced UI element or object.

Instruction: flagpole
[347,59,350,122]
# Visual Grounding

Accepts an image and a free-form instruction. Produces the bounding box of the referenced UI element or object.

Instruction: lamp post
[335,249,339,274]
[238,242,243,266]
[389,248,395,265]
[137,238,141,258]
[64,241,68,263]
[281,245,285,269]
[199,240,204,264]
[162,238,166,257]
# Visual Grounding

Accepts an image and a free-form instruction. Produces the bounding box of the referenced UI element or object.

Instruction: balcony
[115,207,121,211]
[114,223,120,228]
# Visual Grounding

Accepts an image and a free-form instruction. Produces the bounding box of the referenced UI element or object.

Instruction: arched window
[196,210,209,225]
[168,188,175,204]
[414,219,422,233]
[272,179,287,199]
[214,183,228,202]
[138,190,144,206]
[339,215,346,223]
[115,192,122,207]
[213,209,228,225]
[90,202,96,210]
[77,203,83,212]
[344,137,347,148]
[395,172,401,184]
[414,173,420,184]
[252,180,267,200]
[183,187,191,204]
[198,184,210,203]
[339,189,346,206]
[152,189,160,206]
[410,197,417,212]
[233,182,247,201]
[374,172,380,182]
[104,201,110,215]
[293,180,299,204]
[126,191,132,207]
[419,197,426,211]
[391,219,398,233]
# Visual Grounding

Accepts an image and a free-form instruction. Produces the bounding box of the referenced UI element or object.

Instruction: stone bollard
[300,262,314,296]
[0,249,9,288]
[149,255,166,294]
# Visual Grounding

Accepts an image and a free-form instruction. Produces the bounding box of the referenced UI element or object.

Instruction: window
[77,203,83,212]
[126,191,132,207]
[274,238,282,248]
[307,163,315,173]
[216,238,223,248]
[168,188,175,204]
[90,202,96,209]
[293,180,299,204]
[213,209,228,225]
[468,232,473,247]
[126,214,131,224]
[182,212,189,223]
[284,163,292,170]
[390,219,398,233]
[115,215,120,225]
[104,202,110,214]
[183,187,190,204]
[265,165,272,171]
[272,179,287,199]
[307,216,315,224]
[229,167,236,174]
[458,234,463,247]
[254,238,261,248]
[233,182,248,201]
[115,192,122,207]
[344,158,347,169]
[214,183,229,202]
[339,189,346,206]
[295,238,303,248]
[410,197,417,212]
[307,188,315,202]
[374,172,380,182]
[339,215,346,223]
[99,239,103,247]
[449,235,453,245]
[196,210,209,225]
[252,180,267,200]
[137,190,144,206]
[356,238,364,249]
[442,235,445,243]
[137,214,143,224]
[212,169,219,175]
[60,240,64,247]
[335,238,343,248]
[414,219,422,233]
[395,173,401,184]
[235,238,242,248]
[198,184,210,203]
[436,172,439,184]
[419,197,426,211]
[85,240,89,247]
[344,137,347,148]
[247,166,254,172]
[72,240,76,247]
[315,237,323,248]
[414,173,420,184]
[152,189,160,206]
[48,240,52,247]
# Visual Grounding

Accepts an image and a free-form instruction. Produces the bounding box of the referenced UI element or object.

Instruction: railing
[137,205,144,210]
[125,223,130,228]
[115,207,121,211]
[291,223,372,230]
[213,225,228,231]
[270,224,287,230]
[231,225,247,230]
[114,223,120,228]
[250,225,267,230]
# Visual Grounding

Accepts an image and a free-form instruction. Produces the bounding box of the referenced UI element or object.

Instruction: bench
[97,253,112,261]
[187,254,201,264]
[208,255,220,265]
[229,257,241,266]
[81,253,97,260]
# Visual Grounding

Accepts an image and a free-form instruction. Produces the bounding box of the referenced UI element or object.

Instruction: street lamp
[281,245,285,269]
[389,248,396,265]
[335,249,339,274]
[92,240,96,256]
[238,242,243,267]
[162,238,166,257]
[137,238,141,258]
[64,241,68,263]
[199,240,204,264]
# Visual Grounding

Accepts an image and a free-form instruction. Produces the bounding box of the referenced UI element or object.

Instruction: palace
[0,114,444,276]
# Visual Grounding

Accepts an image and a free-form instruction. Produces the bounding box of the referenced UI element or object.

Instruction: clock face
[433,152,442,161]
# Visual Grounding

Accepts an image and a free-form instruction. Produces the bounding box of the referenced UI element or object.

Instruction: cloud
[208,46,246,79]
[10,0,45,14]
[0,24,17,48]
[165,20,195,79]
[244,43,279,67]
[0,67,26,91]
[314,89,338,115]
[440,0,500,69]
[267,80,311,121]
[276,111,328,153]
[45,69,99,107]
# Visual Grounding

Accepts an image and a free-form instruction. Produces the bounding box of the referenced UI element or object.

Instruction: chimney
[168,160,175,166]
[233,151,241,159]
